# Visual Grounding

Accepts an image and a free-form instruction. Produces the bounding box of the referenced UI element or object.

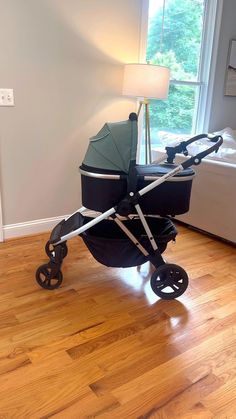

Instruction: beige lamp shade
[122,63,170,99]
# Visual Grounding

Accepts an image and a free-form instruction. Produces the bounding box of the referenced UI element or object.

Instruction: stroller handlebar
[165,133,223,169]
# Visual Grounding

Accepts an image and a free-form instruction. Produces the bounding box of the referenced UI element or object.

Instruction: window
[142,0,222,151]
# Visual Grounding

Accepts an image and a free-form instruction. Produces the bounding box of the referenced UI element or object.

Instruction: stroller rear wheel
[36,264,63,290]
[151,263,188,300]
[45,241,68,260]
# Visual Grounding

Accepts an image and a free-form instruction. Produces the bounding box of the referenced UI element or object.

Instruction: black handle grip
[181,134,223,169]
[165,134,208,159]
[165,133,223,166]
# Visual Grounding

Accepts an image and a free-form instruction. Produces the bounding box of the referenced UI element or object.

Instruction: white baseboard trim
[3,215,68,240]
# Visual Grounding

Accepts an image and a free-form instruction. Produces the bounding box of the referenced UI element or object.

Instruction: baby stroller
[36,113,222,300]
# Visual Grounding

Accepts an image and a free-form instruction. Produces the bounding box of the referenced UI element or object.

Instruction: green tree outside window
[146,0,204,135]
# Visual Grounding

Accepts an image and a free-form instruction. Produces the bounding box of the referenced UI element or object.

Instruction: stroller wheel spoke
[172,283,180,290]
[172,278,183,287]
[41,266,50,280]
[44,277,51,286]
[155,281,167,290]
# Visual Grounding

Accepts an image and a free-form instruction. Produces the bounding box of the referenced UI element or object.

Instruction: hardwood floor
[0,224,235,418]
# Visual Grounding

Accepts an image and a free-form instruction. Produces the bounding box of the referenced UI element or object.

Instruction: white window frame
[139,0,224,135]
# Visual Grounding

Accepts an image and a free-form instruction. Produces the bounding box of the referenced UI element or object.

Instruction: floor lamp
[122,63,170,164]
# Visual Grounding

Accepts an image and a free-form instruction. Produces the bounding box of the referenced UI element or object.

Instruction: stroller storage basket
[81,216,177,268]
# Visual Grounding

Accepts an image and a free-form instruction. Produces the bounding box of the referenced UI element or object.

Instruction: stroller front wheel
[151,263,188,300]
[36,264,63,290]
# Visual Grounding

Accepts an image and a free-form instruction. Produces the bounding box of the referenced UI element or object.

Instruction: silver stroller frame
[54,160,183,251]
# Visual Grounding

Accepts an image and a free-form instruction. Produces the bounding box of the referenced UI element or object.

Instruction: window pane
[147,0,205,81]
[150,84,199,136]
[139,84,199,163]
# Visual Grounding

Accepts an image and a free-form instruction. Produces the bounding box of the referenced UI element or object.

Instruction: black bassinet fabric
[81,216,177,267]
[80,162,195,215]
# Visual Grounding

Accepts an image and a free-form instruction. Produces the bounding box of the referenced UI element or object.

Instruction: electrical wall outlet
[0,89,15,106]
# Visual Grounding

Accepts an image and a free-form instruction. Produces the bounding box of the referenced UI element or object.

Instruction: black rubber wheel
[150,263,188,300]
[45,242,68,259]
[36,264,63,290]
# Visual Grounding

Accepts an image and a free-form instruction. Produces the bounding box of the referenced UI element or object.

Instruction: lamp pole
[137,98,152,164]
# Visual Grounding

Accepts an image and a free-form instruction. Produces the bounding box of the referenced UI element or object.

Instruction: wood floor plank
[110,325,235,404]
[0,225,235,417]
[101,373,221,419]
[203,377,236,416]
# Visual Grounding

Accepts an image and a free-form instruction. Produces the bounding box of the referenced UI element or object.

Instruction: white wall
[0,0,142,226]
[208,0,236,131]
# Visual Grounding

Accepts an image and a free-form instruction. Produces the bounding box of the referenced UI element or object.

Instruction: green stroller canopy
[83,114,138,173]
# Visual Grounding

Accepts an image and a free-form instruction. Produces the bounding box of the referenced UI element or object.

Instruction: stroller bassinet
[36,113,223,300]
[80,116,195,215]
[80,163,195,215]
